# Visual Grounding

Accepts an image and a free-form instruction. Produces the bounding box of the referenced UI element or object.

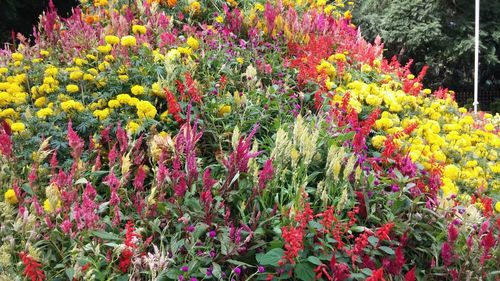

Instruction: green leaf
[307,256,322,265]
[21,183,34,196]
[226,259,254,267]
[91,230,121,241]
[361,268,373,276]
[294,263,315,281]
[256,248,284,266]
[65,268,75,280]
[212,263,222,280]
[368,236,379,247]
[379,246,395,255]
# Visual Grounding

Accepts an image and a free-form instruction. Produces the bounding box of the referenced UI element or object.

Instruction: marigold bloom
[121,35,137,47]
[131,85,145,95]
[4,188,18,204]
[187,36,199,50]
[66,84,79,93]
[105,35,120,45]
[132,25,147,35]
[10,122,25,132]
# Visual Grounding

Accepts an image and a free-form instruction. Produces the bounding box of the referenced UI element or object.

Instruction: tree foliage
[353,0,500,91]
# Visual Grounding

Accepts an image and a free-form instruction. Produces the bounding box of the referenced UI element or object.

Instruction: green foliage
[353,0,500,91]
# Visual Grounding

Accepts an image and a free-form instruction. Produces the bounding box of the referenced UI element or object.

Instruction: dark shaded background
[0,0,78,46]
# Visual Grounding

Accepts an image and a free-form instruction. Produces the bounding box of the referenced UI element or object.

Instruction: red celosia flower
[67,120,84,159]
[19,252,45,281]
[366,267,385,281]
[118,248,133,273]
[448,223,459,244]
[258,158,274,191]
[441,242,453,267]
[405,266,416,281]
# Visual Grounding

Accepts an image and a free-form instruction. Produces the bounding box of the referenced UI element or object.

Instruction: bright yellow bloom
[108,99,121,108]
[496,202,500,213]
[131,85,145,96]
[136,100,157,118]
[121,35,137,47]
[236,57,244,64]
[105,35,120,45]
[69,71,83,81]
[11,53,24,61]
[66,84,79,93]
[97,44,112,53]
[189,1,201,13]
[443,165,460,180]
[218,105,231,116]
[10,122,25,132]
[93,108,111,120]
[132,25,147,35]
[187,36,199,50]
[484,123,495,132]
[43,198,61,213]
[371,135,386,150]
[127,121,140,134]
[37,108,54,119]
[4,189,18,204]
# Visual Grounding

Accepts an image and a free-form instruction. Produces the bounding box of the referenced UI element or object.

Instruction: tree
[353,0,500,91]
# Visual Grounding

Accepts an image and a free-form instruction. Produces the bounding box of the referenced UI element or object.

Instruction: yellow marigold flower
[11,53,24,61]
[423,88,432,95]
[127,121,140,134]
[496,202,500,213]
[119,75,129,82]
[465,160,478,168]
[218,105,231,116]
[152,82,164,97]
[121,35,137,47]
[484,123,495,132]
[37,108,54,119]
[441,178,458,197]
[132,25,147,35]
[343,10,352,20]
[215,15,224,23]
[10,122,25,132]
[131,85,145,95]
[4,189,18,204]
[83,74,94,81]
[116,94,132,104]
[136,100,157,118]
[97,44,112,54]
[236,57,244,64]
[108,99,121,108]
[444,164,460,180]
[43,198,61,213]
[361,64,372,73]
[69,71,83,81]
[189,1,201,13]
[93,108,111,120]
[316,59,336,77]
[44,66,58,77]
[407,74,415,80]
[254,3,264,11]
[66,84,79,93]
[371,135,386,150]
[365,94,382,107]
[187,36,199,50]
[105,35,120,45]
[40,50,50,56]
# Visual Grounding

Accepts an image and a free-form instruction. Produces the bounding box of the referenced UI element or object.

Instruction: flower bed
[0,0,498,280]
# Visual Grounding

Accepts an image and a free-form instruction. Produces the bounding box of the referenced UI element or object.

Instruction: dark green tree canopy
[353,0,500,91]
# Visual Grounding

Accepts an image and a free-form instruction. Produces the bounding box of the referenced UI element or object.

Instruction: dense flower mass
[0,0,498,280]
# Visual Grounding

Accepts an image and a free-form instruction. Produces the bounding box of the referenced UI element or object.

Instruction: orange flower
[167,0,177,8]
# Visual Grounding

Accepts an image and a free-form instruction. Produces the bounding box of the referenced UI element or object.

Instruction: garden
[0,0,499,280]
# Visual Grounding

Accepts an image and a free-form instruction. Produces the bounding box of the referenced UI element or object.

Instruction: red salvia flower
[375,222,394,241]
[19,252,45,281]
[281,225,304,264]
[165,88,183,123]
